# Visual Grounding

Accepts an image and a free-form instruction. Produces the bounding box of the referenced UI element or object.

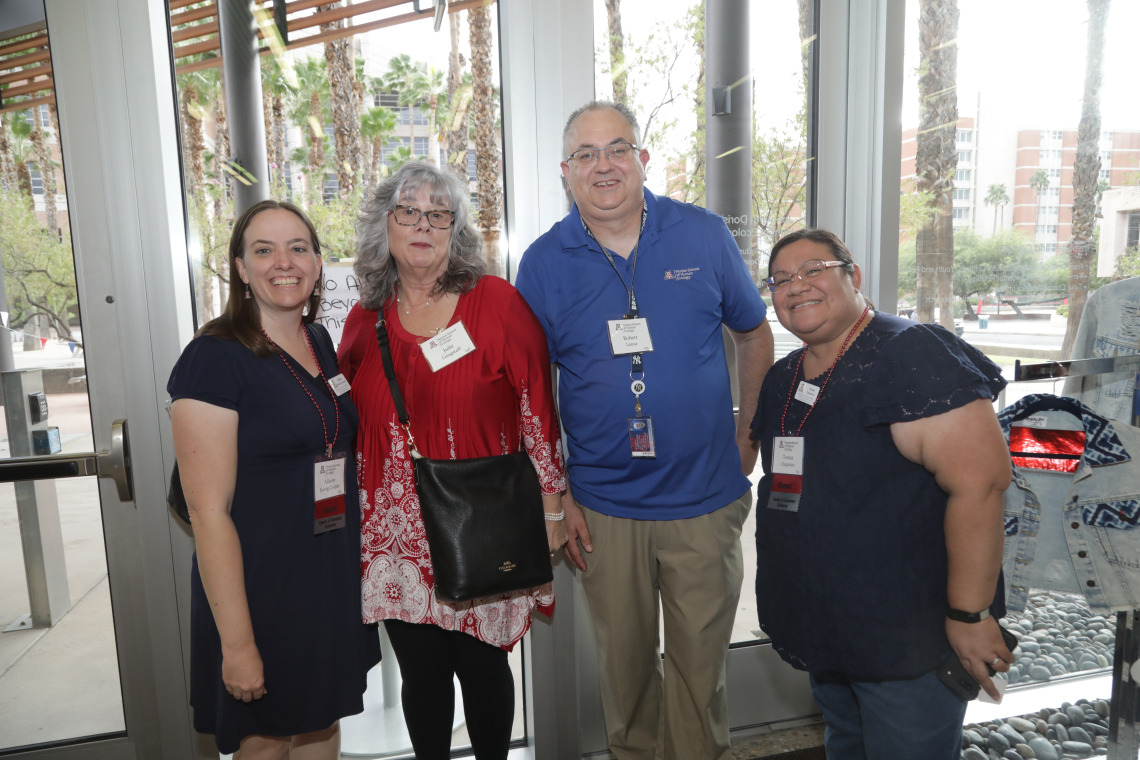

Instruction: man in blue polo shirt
[515,101,773,760]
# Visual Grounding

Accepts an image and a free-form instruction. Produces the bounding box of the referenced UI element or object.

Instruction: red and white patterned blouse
[338,276,566,649]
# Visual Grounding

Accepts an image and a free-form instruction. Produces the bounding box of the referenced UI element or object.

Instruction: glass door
[0,1,198,758]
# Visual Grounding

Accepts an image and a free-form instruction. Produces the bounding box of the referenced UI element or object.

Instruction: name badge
[768,436,804,512]
[607,318,654,356]
[328,373,351,396]
[794,381,820,406]
[421,321,476,371]
[314,454,347,534]
[628,416,657,458]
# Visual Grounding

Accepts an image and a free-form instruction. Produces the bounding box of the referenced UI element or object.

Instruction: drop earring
[243,284,251,300]
[313,282,322,297]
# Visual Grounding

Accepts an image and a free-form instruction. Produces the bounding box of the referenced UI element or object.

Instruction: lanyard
[778,306,870,437]
[583,205,649,411]
[262,326,341,457]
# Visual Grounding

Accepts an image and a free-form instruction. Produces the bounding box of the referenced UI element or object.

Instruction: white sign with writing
[314,263,360,347]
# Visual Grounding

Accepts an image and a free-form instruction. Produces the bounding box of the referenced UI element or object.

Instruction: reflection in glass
[170,3,510,348]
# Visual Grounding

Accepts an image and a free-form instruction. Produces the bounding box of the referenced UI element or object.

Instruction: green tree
[606,0,628,105]
[1115,247,1140,278]
[384,54,428,156]
[1063,0,1111,359]
[470,5,504,273]
[0,187,79,342]
[984,183,1009,234]
[360,106,398,190]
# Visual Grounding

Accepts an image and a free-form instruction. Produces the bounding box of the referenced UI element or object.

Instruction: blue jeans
[809,668,967,760]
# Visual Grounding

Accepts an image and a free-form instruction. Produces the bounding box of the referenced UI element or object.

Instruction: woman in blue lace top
[750,229,1013,760]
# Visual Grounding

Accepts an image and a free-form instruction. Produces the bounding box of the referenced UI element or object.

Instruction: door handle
[0,419,133,502]
[96,419,134,502]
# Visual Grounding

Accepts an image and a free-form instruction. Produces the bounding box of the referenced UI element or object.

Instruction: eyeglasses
[565,142,639,165]
[765,260,849,293]
[391,205,455,229]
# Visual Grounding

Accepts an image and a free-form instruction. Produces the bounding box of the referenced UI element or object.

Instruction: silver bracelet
[544,511,565,521]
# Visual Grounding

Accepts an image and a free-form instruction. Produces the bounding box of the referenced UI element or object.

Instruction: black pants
[383,619,514,760]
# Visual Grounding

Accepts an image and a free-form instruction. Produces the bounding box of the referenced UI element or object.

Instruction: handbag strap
[375,317,422,457]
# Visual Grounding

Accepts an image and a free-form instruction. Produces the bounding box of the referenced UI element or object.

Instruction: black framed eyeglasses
[565,142,639,165]
[391,205,455,229]
[765,260,849,293]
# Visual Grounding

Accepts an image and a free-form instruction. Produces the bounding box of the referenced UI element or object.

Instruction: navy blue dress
[751,312,1006,681]
[168,324,380,754]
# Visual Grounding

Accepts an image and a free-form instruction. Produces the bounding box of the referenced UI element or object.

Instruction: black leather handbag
[375,318,553,602]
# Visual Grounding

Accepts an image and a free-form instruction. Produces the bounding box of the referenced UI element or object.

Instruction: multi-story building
[902,119,1140,258]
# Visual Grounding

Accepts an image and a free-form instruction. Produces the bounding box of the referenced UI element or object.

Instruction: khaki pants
[578,491,752,760]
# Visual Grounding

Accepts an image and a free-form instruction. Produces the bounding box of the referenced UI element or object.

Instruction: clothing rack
[1012,354,1139,760]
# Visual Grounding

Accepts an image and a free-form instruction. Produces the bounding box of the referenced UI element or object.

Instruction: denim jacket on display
[1000,394,1140,615]
[1062,277,1140,424]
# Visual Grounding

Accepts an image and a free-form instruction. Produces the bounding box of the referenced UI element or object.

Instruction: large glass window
[899,0,1140,743]
[169,3,515,756]
[0,11,126,751]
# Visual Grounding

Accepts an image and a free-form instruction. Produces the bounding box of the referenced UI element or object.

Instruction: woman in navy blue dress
[169,201,379,758]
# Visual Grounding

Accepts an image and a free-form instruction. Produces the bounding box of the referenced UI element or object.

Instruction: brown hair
[197,200,323,356]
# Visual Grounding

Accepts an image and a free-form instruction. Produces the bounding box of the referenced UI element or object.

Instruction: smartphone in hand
[937,624,1019,700]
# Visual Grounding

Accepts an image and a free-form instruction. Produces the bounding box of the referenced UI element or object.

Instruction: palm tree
[421,67,447,166]
[385,144,415,173]
[914,0,959,330]
[384,54,427,157]
[445,13,470,180]
[984,183,1009,234]
[289,58,330,202]
[29,109,57,235]
[605,0,628,105]
[321,3,361,198]
[469,5,504,274]
[1029,168,1050,239]
[1063,0,1110,359]
[360,106,397,190]
[8,114,36,203]
[262,55,296,199]
[0,114,17,193]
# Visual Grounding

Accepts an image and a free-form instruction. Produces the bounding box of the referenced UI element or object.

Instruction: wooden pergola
[0,0,493,116]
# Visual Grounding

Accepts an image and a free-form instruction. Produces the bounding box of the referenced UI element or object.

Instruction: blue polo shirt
[515,189,766,520]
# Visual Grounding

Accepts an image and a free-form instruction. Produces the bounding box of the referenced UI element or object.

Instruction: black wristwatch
[947,607,991,624]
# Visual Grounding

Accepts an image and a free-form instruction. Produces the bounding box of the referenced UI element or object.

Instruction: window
[1036,224,1058,235]
[1100,169,1111,183]
[322,172,338,203]
[1048,168,1061,181]
[953,188,971,201]
[467,148,477,182]
[28,165,44,195]
[957,129,973,143]
[1100,150,1112,164]
[413,136,429,156]
[952,207,969,219]
[955,169,971,182]
[957,150,972,164]
[1128,210,1140,250]
[283,161,293,197]
[375,92,399,109]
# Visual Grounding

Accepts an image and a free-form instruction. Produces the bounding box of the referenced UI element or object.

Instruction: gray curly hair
[355,161,485,310]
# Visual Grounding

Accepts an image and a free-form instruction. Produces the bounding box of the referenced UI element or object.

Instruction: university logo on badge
[664,271,674,280]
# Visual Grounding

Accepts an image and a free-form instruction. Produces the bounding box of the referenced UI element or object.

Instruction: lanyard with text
[262,327,351,533]
[588,210,656,458]
[768,306,871,512]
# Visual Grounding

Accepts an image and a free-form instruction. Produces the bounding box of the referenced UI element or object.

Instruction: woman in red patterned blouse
[338,162,567,759]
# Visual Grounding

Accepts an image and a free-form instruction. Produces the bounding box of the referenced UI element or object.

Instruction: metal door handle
[0,419,133,502]
[97,419,133,502]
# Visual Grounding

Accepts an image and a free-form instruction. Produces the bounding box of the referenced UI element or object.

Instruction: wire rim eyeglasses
[391,205,455,229]
[565,142,640,165]
[765,260,850,293]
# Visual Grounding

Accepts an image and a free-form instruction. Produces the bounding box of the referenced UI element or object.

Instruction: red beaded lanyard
[261,327,341,457]
[778,306,871,437]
